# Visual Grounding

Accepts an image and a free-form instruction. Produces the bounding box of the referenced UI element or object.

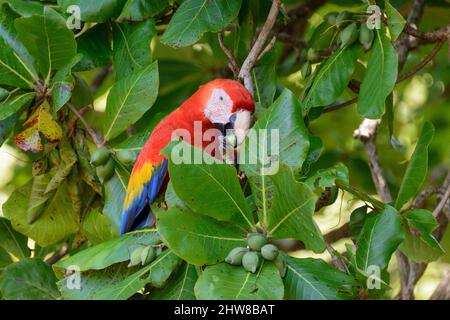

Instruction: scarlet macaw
[119,79,254,234]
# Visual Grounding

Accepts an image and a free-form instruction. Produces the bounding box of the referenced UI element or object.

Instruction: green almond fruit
[359,24,374,51]
[242,251,261,273]
[225,247,248,265]
[96,158,115,183]
[273,254,287,277]
[339,22,358,47]
[261,244,279,261]
[324,12,338,25]
[128,246,145,267]
[116,150,136,166]
[246,233,267,251]
[141,246,156,265]
[336,11,351,27]
[90,147,111,167]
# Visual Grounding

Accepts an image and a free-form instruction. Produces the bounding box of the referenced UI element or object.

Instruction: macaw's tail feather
[119,159,168,235]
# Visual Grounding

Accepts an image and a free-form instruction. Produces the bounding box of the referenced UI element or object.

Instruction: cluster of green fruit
[302,10,375,78]
[128,245,160,268]
[225,233,286,276]
[90,147,135,183]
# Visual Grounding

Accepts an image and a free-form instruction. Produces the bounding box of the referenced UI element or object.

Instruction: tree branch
[238,0,281,95]
[67,103,104,147]
[218,32,240,78]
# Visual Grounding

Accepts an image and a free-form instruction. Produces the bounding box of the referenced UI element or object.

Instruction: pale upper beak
[213,110,253,147]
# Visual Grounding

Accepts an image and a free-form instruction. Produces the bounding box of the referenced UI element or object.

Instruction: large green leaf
[118,0,169,22]
[150,262,197,300]
[82,208,117,245]
[93,249,180,299]
[355,206,404,272]
[57,0,127,22]
[194,262,284,300]
[384,0,406,41]
[0,91,34,121]
[400,209,444,263]
[74,23,112,72]
[303,44,359,112]
[103,168,128,232]
[284,257,355,300]
[157,206,246,266]
[103,61,159,140]
[0,217,30,259]
[161,0,243,48]
[58,262,137,300]
[15,7,77,81]
[55,230,159,271]
[0,259,59,300]
[357,25,398,119]
[112,20,156,79]
[0,4,37,89]
[0,113,19,147]
[240,89,310,229]
[163,140,254,228]
[3,179,80,247]
[268,165,325,253]
[0,247,13,270]
[395,122,434,210]
[0,0,44,17]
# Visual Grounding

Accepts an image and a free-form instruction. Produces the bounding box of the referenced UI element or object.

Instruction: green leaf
[240,89,310,228]
[253,50,277,109]
[82,208,117,245]
[0,113,19,147]
[0,0,44,17]
[112,20,156,80]
[58,262,137,300]
[161,0,243,48]
[74,23,112,72]
[384,1,406,41]
[395,122,434,209]
[0,4,37,89]
[267,165,325,253]
[45,138,78,194]
[57,0,127,22]
[163,140,254,228]
[157,206,246,266]
[0,247,13,269]
[103,170,128,232]
[73,132,102,194]
[285,257,356,300]
[150,262,197,300]
[194,262,284,300]
[103,61,159,140]
[3,179,80,247]
[356,206,404,272]
[15,7,77,81]
[0,217,30,259]
[93,249,180,299]
[305,163,349,194]
[55,230,159,271]
[0,259,59,300]
[50,55,81,114]
[400,209,444,263]
[303,44,359,112]
[0,91,34,121]
[349,206,368,243]
[357,25,398,119]
[118,0,169,22]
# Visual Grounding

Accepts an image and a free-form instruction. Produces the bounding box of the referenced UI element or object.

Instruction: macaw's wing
[119,158,168,235]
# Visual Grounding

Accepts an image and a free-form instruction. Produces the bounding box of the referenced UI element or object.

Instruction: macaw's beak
[213,110,253,148]
[229,110,254,146]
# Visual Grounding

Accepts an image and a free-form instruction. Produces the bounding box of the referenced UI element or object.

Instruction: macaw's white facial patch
[204,88,233,124]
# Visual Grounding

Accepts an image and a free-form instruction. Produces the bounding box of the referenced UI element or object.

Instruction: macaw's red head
[196,79,255,146]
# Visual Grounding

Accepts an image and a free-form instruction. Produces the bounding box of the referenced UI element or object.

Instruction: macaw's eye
[219,96,224,101]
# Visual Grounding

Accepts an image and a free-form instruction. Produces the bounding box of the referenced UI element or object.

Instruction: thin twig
[238,0,281,95]
[217,32,240,78]
[67,103,104,147]
[45,244,68,265]
[433,172,450,218]
[257,36,277,61]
